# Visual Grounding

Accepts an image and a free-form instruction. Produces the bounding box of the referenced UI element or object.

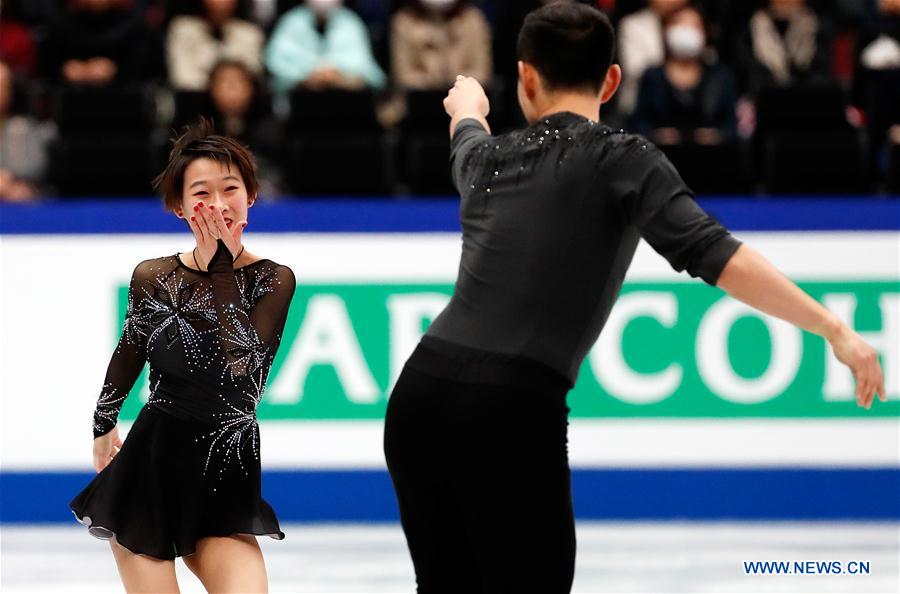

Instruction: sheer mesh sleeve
[612,141,743,286]
[93,262,152,438]
[207,239,296,378]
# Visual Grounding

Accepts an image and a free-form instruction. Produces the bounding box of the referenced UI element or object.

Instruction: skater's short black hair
[516,3,616,94]
[153,117,258,212]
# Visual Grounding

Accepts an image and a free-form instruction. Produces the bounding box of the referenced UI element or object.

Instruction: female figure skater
[70,120,295,593]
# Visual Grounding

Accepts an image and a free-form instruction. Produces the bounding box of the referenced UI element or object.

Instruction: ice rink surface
[2,522,898,593]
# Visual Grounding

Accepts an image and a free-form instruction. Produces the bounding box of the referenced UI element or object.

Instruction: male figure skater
[383,4,888,593]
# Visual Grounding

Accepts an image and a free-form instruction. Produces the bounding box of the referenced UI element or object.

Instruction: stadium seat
[171,91,212,130]
[754,83,868,193]
[400,90,454,195]
[755,83,847,133]
[53,86,156,134]
[284,90,390,195]
[888,142,900,194]
[283,133,393,195]
[658,142,748,194]
[50,135,161,196]
[760,129,866,193]
[50,85,162,196]
[287,89,381,133]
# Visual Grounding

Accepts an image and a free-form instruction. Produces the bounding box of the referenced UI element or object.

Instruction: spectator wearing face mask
[390,0,492,90]
[631,5,738,146]
[265,0,386,92]
[736,0,833,95]
[617,0,688,116]
[166,0,265,91]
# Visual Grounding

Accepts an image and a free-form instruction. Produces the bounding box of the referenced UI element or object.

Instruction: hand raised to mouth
[188,201,248,269]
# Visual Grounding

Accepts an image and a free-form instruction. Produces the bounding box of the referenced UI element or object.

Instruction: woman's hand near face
[187,201,248,268]
[186,201,218,269]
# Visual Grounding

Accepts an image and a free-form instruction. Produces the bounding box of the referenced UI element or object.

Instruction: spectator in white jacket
[166,0,264,91]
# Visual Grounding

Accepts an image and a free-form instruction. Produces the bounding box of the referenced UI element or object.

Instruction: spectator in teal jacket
[265,0,386,92]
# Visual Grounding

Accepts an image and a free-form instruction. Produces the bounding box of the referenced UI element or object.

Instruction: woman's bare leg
[110,539,180,593]
[182,534,268,593]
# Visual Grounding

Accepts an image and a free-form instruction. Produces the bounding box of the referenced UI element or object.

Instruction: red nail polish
[190,216,195,221]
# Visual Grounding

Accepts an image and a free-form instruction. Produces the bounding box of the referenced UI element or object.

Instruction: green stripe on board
[117,281,900,420]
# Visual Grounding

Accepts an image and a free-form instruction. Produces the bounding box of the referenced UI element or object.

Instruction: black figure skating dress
[70,240,295,559]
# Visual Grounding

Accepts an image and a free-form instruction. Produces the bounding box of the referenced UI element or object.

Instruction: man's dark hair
[516,3,616,94]
[152,117,258,212]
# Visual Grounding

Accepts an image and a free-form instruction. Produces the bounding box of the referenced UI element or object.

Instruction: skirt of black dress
[69,404,284,560]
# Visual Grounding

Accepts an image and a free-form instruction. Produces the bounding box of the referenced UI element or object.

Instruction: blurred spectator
[265,0,386,92]
[617,0,688,115]
[208,61,267,136]
[166,0,265,90]
[0,61,56,202]
[390,0,492,90]
[736,0,833,95]
[631,5,738,145]
[207,60,285,195]
[40,0,164,86]
[0,0,37,77]
[855,0,900,177]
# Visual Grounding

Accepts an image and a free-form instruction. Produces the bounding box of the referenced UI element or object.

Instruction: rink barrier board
[2,468,898,523]
[2,198,898,522]
[2,232,897,471]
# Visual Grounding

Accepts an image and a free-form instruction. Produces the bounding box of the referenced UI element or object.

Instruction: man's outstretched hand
[444,75,491,138]
[827,324,888,410]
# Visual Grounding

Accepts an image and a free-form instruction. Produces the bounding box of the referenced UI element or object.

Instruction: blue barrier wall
[3,468,898,523]
[2,196,899,234]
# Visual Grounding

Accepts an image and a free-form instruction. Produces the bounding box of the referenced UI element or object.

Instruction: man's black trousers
[384,358,576,594]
